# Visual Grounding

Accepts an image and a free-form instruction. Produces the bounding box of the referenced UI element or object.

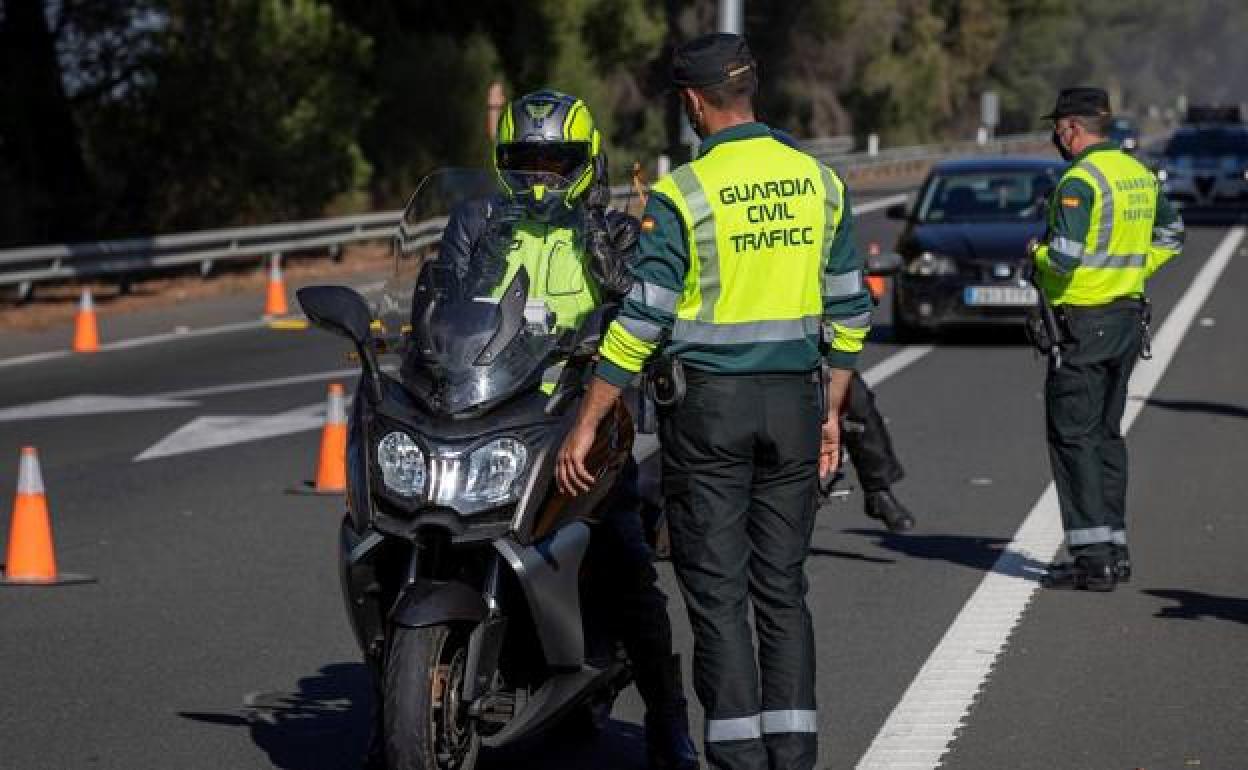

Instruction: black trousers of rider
[661,369,821,770]
[843,370,905,492]
[586,457,677,711]
[1046,302,1142,564]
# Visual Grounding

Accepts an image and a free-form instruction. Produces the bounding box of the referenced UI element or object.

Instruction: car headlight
[904,252,958,277]
[377,431,426,498]
[462,438,528,504]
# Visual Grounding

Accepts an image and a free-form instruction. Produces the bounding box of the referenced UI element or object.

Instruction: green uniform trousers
[1046,300,1143,562]
[660,368,822,770]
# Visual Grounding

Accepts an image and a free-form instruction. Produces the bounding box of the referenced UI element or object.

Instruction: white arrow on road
[0,394,199,423]
[134,402,326,462]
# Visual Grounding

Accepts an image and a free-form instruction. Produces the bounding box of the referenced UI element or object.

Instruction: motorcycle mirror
[297,285,385,403]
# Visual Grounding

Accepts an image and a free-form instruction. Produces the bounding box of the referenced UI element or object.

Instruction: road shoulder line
[855,226,1246,770]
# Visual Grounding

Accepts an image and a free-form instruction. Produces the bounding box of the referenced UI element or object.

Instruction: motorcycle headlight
[377,431,426,498]
[462,438,528,504]
[905,251,958,277]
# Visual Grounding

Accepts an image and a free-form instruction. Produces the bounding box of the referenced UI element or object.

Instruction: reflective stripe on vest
[1045,148,1157,305]
[651,136,843,346]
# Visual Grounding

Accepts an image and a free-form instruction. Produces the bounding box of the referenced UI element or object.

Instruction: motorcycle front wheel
[384,625,480,770]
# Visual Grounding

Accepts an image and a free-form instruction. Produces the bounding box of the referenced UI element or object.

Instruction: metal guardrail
[802,132,1050,169]
[0,132,1049,298]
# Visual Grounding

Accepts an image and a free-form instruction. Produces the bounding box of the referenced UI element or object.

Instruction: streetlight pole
[718,0,743,34]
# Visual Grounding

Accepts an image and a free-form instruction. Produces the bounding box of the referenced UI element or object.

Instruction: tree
[0,0,97,245]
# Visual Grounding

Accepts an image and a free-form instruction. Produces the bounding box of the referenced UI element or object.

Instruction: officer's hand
[556,423,598,497]
[819,417,841,478]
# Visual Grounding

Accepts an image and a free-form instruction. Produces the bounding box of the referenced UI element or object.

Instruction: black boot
[636,655,699,770]
[864,488,917,532]
[1113,545,1132,583]
[1043,556,1116,591]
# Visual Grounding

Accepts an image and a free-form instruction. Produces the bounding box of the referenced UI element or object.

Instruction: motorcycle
[297,169,637,769]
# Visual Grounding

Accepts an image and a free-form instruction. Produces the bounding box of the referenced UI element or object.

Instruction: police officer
[844,370,918,531]
[1030,87,1184,590]
[441,89,698,769]
[555,34,872,770]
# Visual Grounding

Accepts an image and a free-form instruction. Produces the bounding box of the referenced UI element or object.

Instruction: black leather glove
[585,152,612,214]
[585,209,634,300]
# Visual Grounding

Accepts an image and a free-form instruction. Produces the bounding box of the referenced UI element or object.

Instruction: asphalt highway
[1,188,1245,770]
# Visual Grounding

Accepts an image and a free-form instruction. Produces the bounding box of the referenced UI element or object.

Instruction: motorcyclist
[437,89,698,770]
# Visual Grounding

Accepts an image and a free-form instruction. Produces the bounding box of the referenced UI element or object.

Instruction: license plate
[963,286,1038,306]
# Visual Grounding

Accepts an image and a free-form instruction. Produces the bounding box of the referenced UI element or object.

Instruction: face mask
[683,95,705,139]
[1051,128,1073,161]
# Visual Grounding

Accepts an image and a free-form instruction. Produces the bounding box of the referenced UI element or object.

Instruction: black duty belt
[1056,296,1145,317]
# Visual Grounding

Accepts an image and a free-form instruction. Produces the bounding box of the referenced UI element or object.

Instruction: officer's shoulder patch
[641,215,657,233]
[1061,196,1081,208]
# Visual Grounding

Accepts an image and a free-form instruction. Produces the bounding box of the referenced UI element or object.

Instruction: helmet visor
[497,141,590,182]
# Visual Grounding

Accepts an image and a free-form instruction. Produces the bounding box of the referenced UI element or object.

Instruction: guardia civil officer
[1030,87,1183,590]
[555,33,872,770]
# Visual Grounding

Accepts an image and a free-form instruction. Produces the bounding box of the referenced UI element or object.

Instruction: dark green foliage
[1,0,1245,246]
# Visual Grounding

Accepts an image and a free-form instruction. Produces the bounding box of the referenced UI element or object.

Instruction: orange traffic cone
[264,253,288,317]
[866,275,888,303]
[865,242,887,302]
[73,288,100,353]
[289,384,348,495]
[2,447,94,586]
[314,384,348,493]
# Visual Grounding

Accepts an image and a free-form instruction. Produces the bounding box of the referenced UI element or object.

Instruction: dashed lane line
[0,279,391,370]
[855,226,1246,770]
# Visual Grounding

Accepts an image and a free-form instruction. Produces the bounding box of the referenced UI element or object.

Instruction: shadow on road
[1142,397,1248,420]
[178,661,649,769]
[179,662,372,769]
[844,528,1049,578]
[1144,589,1248,624]
[809,546,896,564]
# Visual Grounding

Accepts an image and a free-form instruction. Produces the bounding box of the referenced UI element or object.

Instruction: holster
[1139,296,1154,360]
[645,351,686,408]
[1024,310,1058,354]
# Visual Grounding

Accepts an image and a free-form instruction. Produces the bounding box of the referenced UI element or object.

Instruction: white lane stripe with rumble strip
[855,226,1246,769]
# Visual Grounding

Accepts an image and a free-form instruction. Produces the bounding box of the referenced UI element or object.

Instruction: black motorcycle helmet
[494,89,602,222]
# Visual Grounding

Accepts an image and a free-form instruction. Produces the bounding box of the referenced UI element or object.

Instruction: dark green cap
[670,33,755,88]
[1043,87,1111,119]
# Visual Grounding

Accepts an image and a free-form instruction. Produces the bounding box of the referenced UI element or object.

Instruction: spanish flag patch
[641,216,657,232]
[1061,196,1081,208]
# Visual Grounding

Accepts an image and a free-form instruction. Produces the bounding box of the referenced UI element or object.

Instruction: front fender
[389,579,487,629]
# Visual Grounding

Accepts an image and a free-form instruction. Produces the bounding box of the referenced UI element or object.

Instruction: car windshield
[916,169,1060,223]
[1164,129,1248,158]
[379,168,574,415]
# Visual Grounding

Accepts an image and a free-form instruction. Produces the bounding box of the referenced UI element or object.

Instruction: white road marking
[98,319,268,352]
[157,368,361,400]
[855,193,910,215]
[856,225,1246,770]
[861,345,934,388]
[0,394,199,423]
[134,402,326,461]
[0,350,71,370]
[0,278,388,370]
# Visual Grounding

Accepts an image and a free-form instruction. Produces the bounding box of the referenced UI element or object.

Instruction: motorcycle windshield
[390,169,573,415]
